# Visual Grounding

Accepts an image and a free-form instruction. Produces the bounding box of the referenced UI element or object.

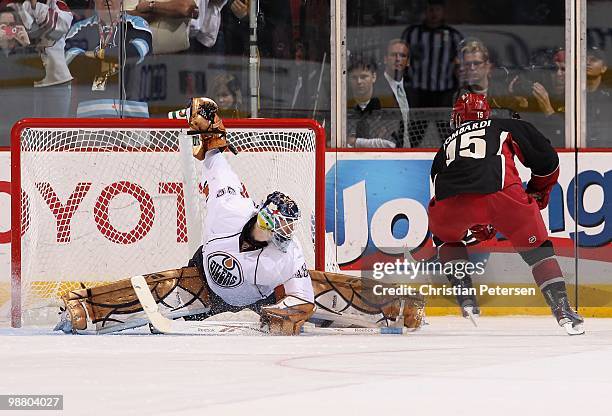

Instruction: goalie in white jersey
[187,149,315,331]
[185,97,315,334]
[55,97,316,335]
[55,98,424,335]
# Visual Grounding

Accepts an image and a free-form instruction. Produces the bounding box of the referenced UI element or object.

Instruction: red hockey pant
[428,184,549,251]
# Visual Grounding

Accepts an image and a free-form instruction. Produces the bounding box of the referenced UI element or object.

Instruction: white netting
[7,121,333,326]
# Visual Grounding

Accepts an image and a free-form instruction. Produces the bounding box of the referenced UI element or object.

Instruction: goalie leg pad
[309,270,426,329]
[61,267,210,334]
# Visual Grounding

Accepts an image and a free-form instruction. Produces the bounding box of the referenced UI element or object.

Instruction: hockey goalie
[54,97,425,335]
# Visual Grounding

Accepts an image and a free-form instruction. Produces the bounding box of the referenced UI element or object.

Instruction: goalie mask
[256,191,301,252]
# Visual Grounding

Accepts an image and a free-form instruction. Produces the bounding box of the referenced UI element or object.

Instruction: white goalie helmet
[256,191,301,252]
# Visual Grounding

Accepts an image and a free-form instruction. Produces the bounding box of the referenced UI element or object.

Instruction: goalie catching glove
[260,296,315,335]
[187,97,229,159]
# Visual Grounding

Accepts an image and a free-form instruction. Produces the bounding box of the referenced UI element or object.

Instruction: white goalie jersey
[200,150,314,306]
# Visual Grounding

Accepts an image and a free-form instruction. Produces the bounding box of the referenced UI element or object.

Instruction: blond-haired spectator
[457,39,513,109]
[210,72,243,118]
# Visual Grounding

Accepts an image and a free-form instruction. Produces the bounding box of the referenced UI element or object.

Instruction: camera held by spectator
[0,7,30,50]
[505,49,562,116]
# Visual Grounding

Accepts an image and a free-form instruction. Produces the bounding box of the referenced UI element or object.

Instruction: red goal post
[10,118,328,328]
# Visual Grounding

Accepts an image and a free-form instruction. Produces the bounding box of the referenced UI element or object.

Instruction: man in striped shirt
[401,0,463,109]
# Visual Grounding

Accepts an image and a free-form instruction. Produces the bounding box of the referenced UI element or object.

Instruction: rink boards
[1,149,611,315]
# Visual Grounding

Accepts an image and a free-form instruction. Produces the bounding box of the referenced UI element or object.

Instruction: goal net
[6,118,332,327]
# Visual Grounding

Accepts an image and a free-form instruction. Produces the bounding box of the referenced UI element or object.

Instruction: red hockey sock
[532,257,563,288]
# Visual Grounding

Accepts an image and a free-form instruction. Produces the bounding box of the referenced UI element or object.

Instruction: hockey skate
[542,282,584,335]
[447,274,480,326]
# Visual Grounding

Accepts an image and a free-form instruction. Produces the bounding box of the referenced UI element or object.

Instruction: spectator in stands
[220,0,248,57]
[189,0,227,56]
[585,45,612,147]
[346,53,402,148]
[126,0,198,54]
[210,72,243,118]
[64,0,152,117]
[221,0,249,57]
[21,0,73,117]
[374,38,412,147]
[507,48,565,146]
[401,0,463,109]
[0,1,72,146]
[0,6,31,55]
[188,0,288,58]
[0,6,31,145]
[550,48,565,106]
[456,38,521,111]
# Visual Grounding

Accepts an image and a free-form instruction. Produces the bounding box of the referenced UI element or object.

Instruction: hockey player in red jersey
[428,92,584,335]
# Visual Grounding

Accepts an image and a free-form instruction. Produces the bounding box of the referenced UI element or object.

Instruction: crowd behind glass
[0,0,610,148]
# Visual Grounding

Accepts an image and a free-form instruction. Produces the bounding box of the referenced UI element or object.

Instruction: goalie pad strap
[62,267,209,332]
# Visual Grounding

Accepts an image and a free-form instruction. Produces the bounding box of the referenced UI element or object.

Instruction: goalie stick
[131,275,267,335]
[131,276,409,336]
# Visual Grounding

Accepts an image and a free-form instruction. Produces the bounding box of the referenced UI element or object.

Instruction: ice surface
[1,316,611,416]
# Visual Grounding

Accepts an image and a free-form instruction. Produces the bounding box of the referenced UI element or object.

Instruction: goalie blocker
[55,268,425,335]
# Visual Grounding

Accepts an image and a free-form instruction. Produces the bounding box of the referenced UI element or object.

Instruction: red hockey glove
[469,224,496,242]
[526,167,559,210]
[527,190,550,210]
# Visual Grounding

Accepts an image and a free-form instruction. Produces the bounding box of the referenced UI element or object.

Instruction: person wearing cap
[585,45,611,147]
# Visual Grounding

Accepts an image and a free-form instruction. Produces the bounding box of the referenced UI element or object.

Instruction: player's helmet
[450,93,491,130]
[256,191,301,252]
